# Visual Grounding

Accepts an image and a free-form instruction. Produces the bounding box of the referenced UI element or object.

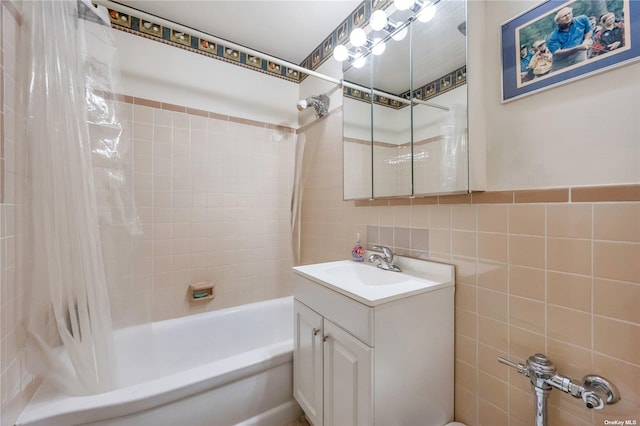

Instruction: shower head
[297,94,330,118]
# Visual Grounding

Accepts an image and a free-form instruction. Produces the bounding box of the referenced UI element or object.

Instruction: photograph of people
[514,0,631,87]
[528,40,553,78]
[591,12,625,56]
[546,6,593,72]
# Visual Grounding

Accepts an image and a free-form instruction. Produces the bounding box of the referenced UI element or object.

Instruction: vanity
[292,257,455,426]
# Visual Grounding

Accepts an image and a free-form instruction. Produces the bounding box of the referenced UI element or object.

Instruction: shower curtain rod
[93,0,449,112]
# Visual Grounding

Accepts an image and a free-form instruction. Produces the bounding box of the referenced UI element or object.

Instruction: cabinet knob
[322,334,330,342]
[312,327,320,336]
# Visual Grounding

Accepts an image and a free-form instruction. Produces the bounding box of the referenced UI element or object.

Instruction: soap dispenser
[352,233,364,262]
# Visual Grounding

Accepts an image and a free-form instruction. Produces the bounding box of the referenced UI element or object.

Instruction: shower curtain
[15,0,144,395]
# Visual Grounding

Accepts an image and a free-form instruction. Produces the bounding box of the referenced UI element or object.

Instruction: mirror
[342,0,468,199]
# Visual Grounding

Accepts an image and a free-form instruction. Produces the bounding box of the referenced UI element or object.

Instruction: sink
[326,263,409,286]
[293,257,455,306]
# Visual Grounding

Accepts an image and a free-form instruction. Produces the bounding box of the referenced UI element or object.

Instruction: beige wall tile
[455,385,477,426]
[594,278,640,323]
[509,204,545,236]
[409,204,428,228]
[429,228,451,254]
[547,271,592,313]
[594,203,640,242]
[452,257,478,285]
[455,359,478,393]
[452,230,477,258]
[478,343,507,381]
[507,386,532,424]
[478,288,508,322]
[477,398,508,425]
[593,399,640,425]
[594,241,640,283]
[477,261,507,292]
[547,237,592,275]
[430,205,451,229]
[509,296,545,334]
[457,308,477,339]
[546,337,593,378]
[478,374,508,413]
[547,305,591,349]
[456,282,477,313]
[456,334,478,366]
[594,316,640,365]
[452,204,477,231]
[509,266,544,301]
[547,203,592,238]
[509,326,546,361]
[477,205,508,233]
[509,235,545,269]
[478,232,507,263]
[478,316,508,352]
[393,205,411,227]
[593,353,640,407]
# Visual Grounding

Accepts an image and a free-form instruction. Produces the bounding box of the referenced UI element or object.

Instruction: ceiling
[113,0,362,64]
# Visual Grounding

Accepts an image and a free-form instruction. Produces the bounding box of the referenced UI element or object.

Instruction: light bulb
[349,28,367,47]
[371,38,386,55]
[393,0,414,11]
[370,10,388,31]
[391,26,408,41]
[333,44,349,62]
[353,55,367,68]
[417,2,436,22]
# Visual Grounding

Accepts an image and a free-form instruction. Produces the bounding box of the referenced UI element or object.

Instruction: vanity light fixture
[332,0,438,65]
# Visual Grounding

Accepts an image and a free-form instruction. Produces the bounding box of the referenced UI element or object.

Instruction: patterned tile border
[344,65,467,109]
[103,1,465,109]
[353,184,640,206]
[107,8,303,83]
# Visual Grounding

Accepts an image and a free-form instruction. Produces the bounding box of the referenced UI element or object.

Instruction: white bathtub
[16,297,301,426]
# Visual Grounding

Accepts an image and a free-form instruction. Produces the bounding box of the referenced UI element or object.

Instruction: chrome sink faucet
[367,245,402,272]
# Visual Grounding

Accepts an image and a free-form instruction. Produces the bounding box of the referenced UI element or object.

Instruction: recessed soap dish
[189,282,215,302]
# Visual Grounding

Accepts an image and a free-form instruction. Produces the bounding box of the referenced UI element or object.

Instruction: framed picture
[501,0,640,102]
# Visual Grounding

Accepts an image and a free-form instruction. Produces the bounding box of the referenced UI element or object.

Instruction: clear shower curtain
[16,0,143,395]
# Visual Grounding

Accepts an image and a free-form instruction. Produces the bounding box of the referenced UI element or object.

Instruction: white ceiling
[113,0,362,64]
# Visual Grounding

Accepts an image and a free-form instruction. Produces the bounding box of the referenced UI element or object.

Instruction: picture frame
[501,0,640,102]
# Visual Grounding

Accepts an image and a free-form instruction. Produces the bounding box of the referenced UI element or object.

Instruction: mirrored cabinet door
[411,1,468,196]
[372,22,412,198]
[342,87,373,200]
[341,0,469,200]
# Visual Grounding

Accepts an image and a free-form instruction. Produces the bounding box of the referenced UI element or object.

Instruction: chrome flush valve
[499,353,620,426]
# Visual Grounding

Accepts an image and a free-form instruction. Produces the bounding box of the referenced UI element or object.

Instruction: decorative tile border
[103,1,465,110]
[353,184,640,206]
[344,65,467,109]
[107,8,303,83]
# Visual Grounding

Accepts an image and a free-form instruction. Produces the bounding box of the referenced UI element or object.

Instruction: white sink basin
[293,257,454,306]
[326,263,409,286]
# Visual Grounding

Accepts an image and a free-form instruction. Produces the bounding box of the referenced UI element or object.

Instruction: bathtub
[16,296,301,426]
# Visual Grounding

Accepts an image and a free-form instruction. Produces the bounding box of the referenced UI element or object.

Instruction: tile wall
[300,112,640,426]
[123,97,297,321]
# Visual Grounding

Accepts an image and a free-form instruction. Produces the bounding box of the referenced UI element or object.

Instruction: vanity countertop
[292,257,454,306]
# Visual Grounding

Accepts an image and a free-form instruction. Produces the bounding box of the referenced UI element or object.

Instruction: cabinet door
[323,319,373,426]
[293,300,324,426]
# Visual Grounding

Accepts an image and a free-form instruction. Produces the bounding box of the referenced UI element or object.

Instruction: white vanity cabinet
[292,259,455,426]
[294,299,373,426]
